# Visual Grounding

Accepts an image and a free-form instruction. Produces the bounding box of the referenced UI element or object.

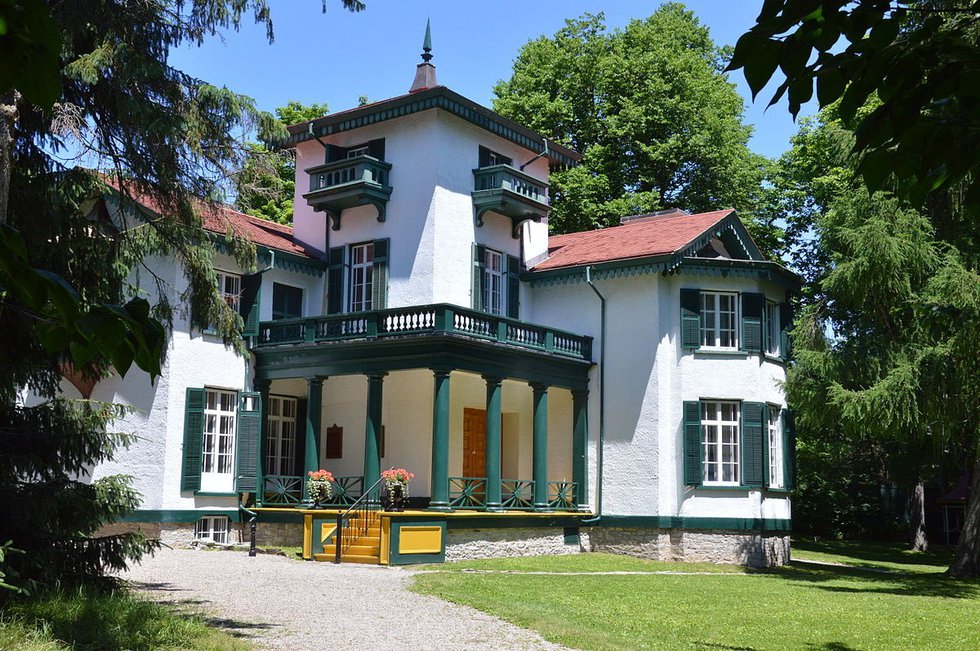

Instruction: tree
[727,0,980,223]
[235,101,329,225]
[773,105,980,576]
[0,0,365,593]
[492,7,777,254]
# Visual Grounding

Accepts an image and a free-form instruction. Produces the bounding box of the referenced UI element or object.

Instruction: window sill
[764,487,792,494]
[695,485,756,492]
[692,349,748,358]
[194,491,239,497]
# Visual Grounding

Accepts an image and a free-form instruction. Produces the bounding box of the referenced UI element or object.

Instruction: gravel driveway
[121,548,570,651]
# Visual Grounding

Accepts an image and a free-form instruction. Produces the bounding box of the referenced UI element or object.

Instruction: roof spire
[409,18,437,93]
[422,17,433,63]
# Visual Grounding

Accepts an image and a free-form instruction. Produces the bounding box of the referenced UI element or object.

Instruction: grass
[0,587,253,651]
[411,543,980,651]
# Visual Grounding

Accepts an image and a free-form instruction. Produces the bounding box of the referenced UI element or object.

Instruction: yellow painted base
[398,525,443,554]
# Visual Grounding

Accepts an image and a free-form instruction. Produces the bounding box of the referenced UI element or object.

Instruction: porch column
[572,388,590,511]
[254,378,272,507]
[363,372,387,491]
[484,375,503,512]
[429,369,452,511]
[301,376,325,506]
[530,383,550,511]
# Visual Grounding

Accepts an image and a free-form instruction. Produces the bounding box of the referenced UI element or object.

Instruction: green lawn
[0,587,253,651]
[411,542,980,651]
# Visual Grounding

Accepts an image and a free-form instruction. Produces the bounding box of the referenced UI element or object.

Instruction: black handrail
[334,469,390,564]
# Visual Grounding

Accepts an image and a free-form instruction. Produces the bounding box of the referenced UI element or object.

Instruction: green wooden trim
[764,488,793,495]
[444,515,587,529]
[118,509,242,523]
[193,492,239,497]
[484,376,503,510]
[693,350,750,358]
[286,86,580,168]
[257,246,326,277]
[388,517,447,565]
[598,515,792,532]
[429,370,452,510]
[180,388,206,492]
[682,400,702,487]
[741,401,765,487]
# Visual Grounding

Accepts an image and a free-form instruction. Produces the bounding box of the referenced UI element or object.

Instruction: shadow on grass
[772,560,980,600]
[805,643,860,651]
[793,539,954,568]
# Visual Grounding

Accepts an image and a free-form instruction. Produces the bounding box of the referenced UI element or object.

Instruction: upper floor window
[479,146,512,168]
[217,271,241,311]
[768,405,783,488]
[272,283,303,321]
[765,301,780,356]
[350,242,375,312]
[327,239,389,315]
[483,248,504,315]
[346,145,370,158]
[700,291,738,349]
[701,400,740,485]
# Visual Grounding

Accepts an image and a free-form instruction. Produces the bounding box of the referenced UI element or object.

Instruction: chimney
[409,19,437,93]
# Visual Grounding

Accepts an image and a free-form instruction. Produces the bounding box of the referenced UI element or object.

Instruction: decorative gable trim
[665,212,764,273]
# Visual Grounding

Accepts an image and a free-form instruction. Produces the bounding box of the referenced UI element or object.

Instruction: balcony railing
[303,155,393,228]
[255,303,592,362]
[473,164,549,204]
[472,164,550,236]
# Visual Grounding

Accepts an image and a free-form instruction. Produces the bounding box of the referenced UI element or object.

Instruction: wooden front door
[463,408,486,478]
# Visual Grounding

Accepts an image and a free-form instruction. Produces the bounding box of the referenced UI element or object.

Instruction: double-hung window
[217,272,241,311]
[765,301,780,357]
[701,401,740,485]
[266,396,297,476]
[483,248,504,315]
[349,242,374,312]
[201,389,236,491]
[767,405,783,488]
[700,291,738,349]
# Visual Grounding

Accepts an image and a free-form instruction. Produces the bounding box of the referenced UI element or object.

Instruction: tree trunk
[0,91,18,225]
[948,456,980,578]
[909,481,928,552]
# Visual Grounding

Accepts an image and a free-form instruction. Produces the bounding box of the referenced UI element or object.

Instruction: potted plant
[307,469,333,508]
[381,468,414,512]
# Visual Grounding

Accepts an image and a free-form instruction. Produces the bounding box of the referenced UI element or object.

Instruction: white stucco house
[81,42,799,566]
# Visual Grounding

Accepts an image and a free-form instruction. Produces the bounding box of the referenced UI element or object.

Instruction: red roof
[103,177,313,258]
[532,210,734,272]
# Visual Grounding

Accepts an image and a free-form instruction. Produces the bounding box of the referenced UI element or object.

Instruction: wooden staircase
[313,519,382,564]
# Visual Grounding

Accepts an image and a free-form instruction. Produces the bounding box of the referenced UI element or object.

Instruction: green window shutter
[472,244,486,311]
[327,246,345,314]
[372,238,389,310]
[741,293,765,353]
[293,398,308,477]
[367,138,385,160]
[680,288,701,350]
[682,400,702,486]
[782,409,796,489]
[779,302,794,360]
[240,274,262,337]
[181,388,206,492]
[235,392,262,492]
[741,401,765,487]
[506,255,520,319]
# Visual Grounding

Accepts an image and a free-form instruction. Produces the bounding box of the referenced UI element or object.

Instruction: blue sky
[169,0,811,159]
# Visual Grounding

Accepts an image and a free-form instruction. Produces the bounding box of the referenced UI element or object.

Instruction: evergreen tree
[0,0,364,593]
[492,6,777,254]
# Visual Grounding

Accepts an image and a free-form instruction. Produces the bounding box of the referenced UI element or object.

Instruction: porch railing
[261,475,363,507]
[548,481,577,510]
[501,479,535,509]
[449,477,486,509]
[449,477,577,511]
[334,474,384,564]
[256,303,593,362]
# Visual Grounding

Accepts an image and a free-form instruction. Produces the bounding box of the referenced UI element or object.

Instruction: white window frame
[201,389,237,492]
[349,242,374,312]
[483,248,504,316]
[194,516,230,544]
[700,291,738,349]
[346,145,370,158]
[701,400,740,486]
[216,271,241,312]
[768,405,783,488]
[766,300,780,356]
[266,396,297,476]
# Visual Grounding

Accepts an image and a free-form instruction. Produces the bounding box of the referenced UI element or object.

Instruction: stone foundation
[589,527,790,567]
[255,522,304,547]
[445,527,589,561]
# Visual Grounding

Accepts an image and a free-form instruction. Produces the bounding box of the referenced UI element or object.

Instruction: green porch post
[363,372,386,491]
[484,375,503,512]
[302,376,325,507]
[429,369,452,511]
[531,383,550,511]
[572,388,590,511]
[254,378,272,507]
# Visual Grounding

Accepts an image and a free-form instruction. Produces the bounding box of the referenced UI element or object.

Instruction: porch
[246,303,593,538]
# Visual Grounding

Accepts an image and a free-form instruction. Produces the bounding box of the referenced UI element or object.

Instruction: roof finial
[421,18,433,63]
